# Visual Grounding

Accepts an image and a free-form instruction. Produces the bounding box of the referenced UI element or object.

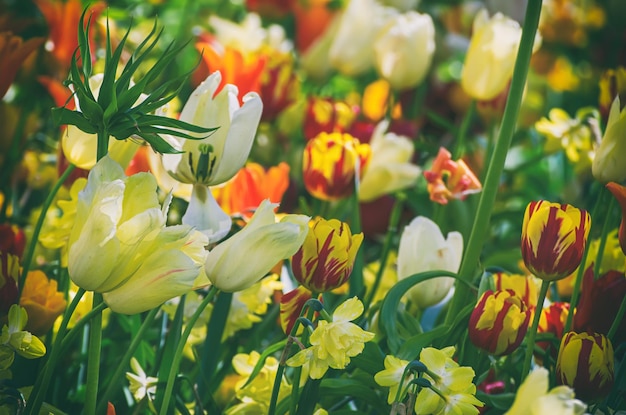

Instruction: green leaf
[240,339,288,389]
[349,341,385,375]
[397,325,449,360]
[77,7,93,78]
[51,108,98,134]
[475,391,515,410]
[379,270,475,354]
[319,378,389,413]
[98,17,131,113]
[131,133,182,154]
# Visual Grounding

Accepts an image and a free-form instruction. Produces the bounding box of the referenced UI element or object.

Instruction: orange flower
[34,0,105,71]
[194,39,266,101]
[20,270,66,335]
[213,162,290,218]
[0,32,44,98]
[423,147,482,205]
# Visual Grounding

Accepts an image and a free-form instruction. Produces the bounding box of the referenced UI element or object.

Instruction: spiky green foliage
[52,8,215,154]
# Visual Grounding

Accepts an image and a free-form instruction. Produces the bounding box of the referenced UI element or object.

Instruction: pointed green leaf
[52,107,98,134]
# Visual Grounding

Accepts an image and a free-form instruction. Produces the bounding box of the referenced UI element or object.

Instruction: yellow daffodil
[292,217,363,292]
[374,355,412,404]
[359,120,421,202]
[286,297,375,379]
[204,199,309,292]
[126,357,158,403]
[535,108,595,174]
[468,290,531,356]
[0,305,46,362]
[67,156,208,314]
[373,11,435,91]
[505,367,586,415]
[413,346,483,415]
[397,216,463,309]
[521,201,591,281]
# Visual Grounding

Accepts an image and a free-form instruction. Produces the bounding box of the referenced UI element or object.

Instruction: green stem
[444,0,543,327]
[18,164,76,299]
[97,130,109,162]
[521,280,550,379]
[84,293,103,415]
[96,307,160,414]
[24,288,85,415]
[159,287,219,415]
[564,185,603,333]
[593,196,616,279]
[452,100,476,159]
[363,194,405,309]
[607,294,626,342]
[349,188,364,298]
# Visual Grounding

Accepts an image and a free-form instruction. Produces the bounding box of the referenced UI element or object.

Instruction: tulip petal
[182,184,232,243]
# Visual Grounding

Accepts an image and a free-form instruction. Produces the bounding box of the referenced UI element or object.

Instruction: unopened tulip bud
[557,331,614,401]
[521,201,590,281]
[292,217,363,292]
[468,290,532,355]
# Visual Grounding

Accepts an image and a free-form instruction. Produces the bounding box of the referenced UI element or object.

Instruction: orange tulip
[20,270,67,335]
[213,162,290,218]
[0,32,44,98]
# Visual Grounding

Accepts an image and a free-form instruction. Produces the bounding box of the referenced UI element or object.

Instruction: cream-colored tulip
[592,96,626,183]
[161,71,263,240]
[396,216,463,309]
[62,74,143,170]
[67,156,208,314]
[460,9,541,101]
[328,0,397,76]
[374,11,435,91]
[162,71,263,186]
[359,120,421,202]
[204,200,309,292]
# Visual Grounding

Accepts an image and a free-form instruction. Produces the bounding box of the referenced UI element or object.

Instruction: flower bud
[302,132,371,201]
[556,332,614,401]
[292,217,363,292]
[373,11,435,91]
[521,201,591,281]
[468,290,531,355]
[460,9,541,101]
[592,96,626,183]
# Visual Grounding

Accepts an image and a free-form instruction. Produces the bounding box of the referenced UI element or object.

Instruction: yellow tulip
[68,156,208,314]
[592,96,626,183]
[204,199,309,292]
[20,270,67,336]
[461,9,541,101]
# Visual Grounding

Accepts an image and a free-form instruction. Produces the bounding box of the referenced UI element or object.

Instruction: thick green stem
[349,188,364,298]
[96,307,160,414]
[521,280,550,379]
[363,194,405,309]
[444,0,543,327]
[452,100,476,159]
[24,288,85,415]
[607,294,626,342]
[83,130,109,414]
[18,164,76,299]
[159,287,219,415]
[84,293,103,414]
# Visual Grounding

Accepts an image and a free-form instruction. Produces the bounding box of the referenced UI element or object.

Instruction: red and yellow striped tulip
[279,286,315,335]
[556,331,614,400]
[537,301,569,359]
[521,201,591,281]
[468,289,532,356]
[492,272,539,309]
[292,217,363,292]
[302,132,371,201]
[606,182,626,256]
